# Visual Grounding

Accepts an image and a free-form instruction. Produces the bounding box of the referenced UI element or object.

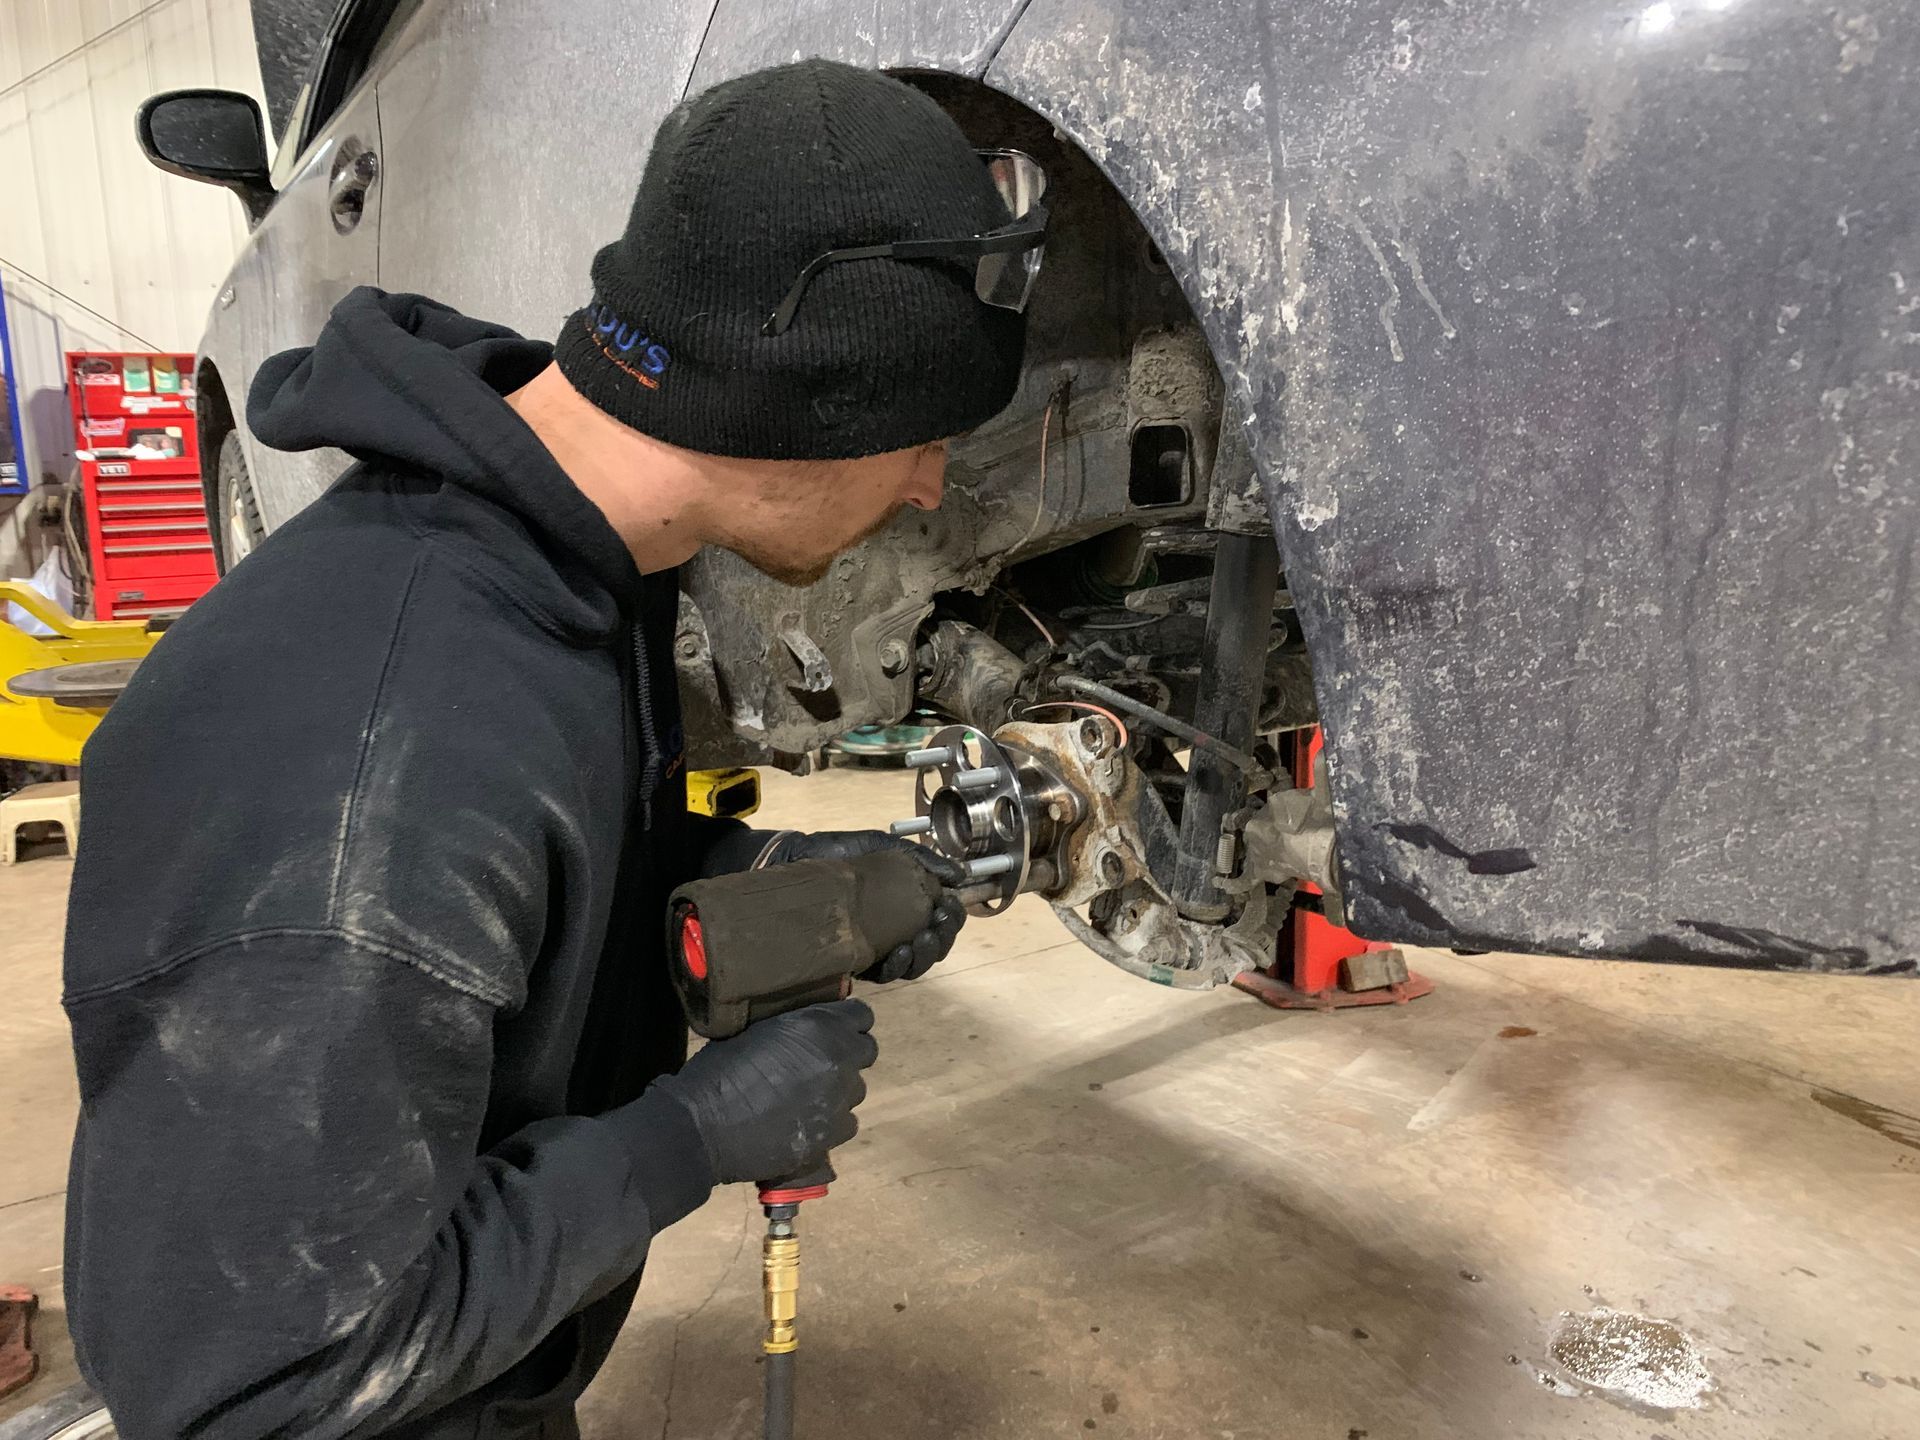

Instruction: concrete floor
[3,766,1918,1437]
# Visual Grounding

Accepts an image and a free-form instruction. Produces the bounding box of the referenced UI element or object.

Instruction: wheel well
[194,359,235,530]
[893,72,1304,729]
[897,71,1183,414]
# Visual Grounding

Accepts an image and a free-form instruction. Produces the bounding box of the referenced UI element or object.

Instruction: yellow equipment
[0,582,157,767]
[685,766,761,819]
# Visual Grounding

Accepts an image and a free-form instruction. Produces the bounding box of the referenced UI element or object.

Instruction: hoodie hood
[247,287,646,628]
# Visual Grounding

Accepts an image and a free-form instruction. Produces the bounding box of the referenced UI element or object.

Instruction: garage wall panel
[1,0,265,584]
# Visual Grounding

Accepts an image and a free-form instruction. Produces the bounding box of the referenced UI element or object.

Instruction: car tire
[213,429,265,573]
[0,1383,116,1440]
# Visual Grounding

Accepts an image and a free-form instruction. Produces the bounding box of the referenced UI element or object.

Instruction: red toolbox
[67,350,216,621]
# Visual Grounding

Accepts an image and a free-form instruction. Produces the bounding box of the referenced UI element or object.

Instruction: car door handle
[328,142,379,235]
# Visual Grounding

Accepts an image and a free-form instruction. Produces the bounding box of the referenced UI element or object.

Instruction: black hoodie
[62,290,773,1440]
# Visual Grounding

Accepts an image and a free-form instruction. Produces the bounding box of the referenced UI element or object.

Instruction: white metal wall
[1,0,265,580]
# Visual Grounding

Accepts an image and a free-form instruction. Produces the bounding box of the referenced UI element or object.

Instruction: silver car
[133,0,1920,984]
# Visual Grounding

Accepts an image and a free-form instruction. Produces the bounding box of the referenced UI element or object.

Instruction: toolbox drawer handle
[103,541,214,555]
[110,604,191,619]
[94,479,201,492]
[103,522,210,535]
[98,500,205,513]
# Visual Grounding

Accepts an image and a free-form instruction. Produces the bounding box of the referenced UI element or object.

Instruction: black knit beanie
[554,60,1028,460]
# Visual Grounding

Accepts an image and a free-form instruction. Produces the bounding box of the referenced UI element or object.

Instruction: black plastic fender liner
[988,0,1920,972]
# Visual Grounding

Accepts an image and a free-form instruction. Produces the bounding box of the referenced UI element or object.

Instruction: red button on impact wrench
[679,911,708,981]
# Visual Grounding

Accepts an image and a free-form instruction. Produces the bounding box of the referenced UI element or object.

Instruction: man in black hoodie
[61,61,1040,1440]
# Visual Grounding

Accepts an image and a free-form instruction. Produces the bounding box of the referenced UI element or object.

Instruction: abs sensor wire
[1054,674,1266,778]
[1017,697,1130,747]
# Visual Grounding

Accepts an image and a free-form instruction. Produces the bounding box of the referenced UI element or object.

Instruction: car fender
[988,0,1920,972]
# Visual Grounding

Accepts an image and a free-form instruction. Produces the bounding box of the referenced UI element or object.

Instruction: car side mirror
[136,88,275,226]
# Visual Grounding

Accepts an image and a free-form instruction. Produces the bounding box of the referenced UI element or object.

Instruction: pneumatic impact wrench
[666,849,955,1440]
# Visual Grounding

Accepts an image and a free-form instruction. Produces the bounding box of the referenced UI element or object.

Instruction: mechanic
[61,60,1037,1440]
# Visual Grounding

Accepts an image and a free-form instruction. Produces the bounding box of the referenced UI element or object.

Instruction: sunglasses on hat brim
[761,149,1050,338]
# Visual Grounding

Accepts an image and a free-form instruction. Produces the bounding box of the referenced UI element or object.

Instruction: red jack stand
[1234,910,1435,1010]
[1233,728,1435,1012]
[0,1285,38,1401]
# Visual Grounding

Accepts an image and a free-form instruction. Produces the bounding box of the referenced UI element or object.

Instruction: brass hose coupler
[762,1220,800,1356]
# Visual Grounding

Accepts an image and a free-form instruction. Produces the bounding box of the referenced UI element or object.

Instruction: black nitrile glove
[767,829,969,983]
[653,998,878,1187]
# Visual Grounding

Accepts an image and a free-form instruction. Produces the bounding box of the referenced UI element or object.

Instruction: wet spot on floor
[1101,1392,1119,1414]
[1498,1025,1536,1039]
[1351,1327,1370,1340]
[1812,1091,1920,1151]
[1347,1429,1368,1440]
[1534,1368,1580,1396]
[1088,1082,1103,1091]
[893,1302,906,1312]
[1082,1419,1096,1430]
[1547,1308,1713,1410]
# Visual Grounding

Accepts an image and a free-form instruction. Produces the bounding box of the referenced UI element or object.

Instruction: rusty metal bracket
[1055,880,1276,989]
[1220,752,1343,923]
[992,717,1278,987]
[776,618,833,694]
